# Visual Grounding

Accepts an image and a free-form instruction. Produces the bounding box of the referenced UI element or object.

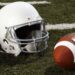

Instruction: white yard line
[46,23,75,30]
[27,1,51,4]
[0,1,51,6]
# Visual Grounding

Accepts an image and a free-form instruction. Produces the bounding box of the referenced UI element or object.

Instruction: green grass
[35,0,75,24]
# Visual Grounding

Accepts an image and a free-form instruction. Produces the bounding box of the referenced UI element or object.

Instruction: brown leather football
[54,33,75,68]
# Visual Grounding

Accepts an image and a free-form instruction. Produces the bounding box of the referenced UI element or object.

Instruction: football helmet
[0,1,49,56]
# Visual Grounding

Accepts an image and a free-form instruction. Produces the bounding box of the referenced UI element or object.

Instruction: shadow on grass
[0,51,45,67]
[44,65,75,75]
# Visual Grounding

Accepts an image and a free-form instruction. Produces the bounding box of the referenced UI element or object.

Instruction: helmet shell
[0,1,42,38]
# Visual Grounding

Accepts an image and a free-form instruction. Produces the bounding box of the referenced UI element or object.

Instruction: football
[53,33,75,69]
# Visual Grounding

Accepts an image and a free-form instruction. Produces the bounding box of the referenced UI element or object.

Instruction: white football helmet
[0,1,49,56]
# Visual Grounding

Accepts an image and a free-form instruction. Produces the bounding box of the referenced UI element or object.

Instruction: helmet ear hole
[3,39,8,44]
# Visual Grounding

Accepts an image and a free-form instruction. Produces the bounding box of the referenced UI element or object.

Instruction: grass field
[0,0,75,75]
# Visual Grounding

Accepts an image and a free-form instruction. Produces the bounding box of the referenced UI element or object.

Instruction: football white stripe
[54,41,75,62]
